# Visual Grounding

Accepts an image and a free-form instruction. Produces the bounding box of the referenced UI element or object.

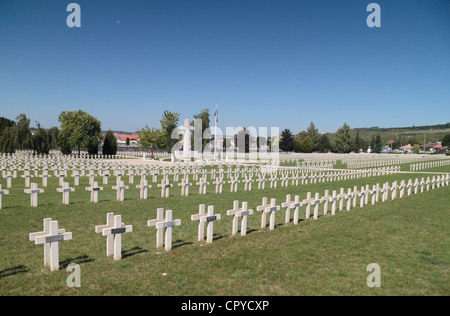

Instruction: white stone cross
[86,181,103,203]
[136,180,152,200]
[345,189,354,211]
[112,181,129,201]
[226,200,241,236]
[3,171,14,188]
[95,212,115,257]
[281,194,293,224]
[337,188,346,211]
[147,208,166,248]
[196,177,210,195]
[264,198,280,230]
[398,180,405,198]
[24,183,44,207]
[191,205,221,243]
[97,214,132,260]
[243,176,254,191]
[390,181,398,200]
[57,182,75,205]
[178,178,192,196]
[149,209,181,251]
[213,177,225,194]
[157,179,173,198]
[38,171,51,187]
[407,179,413,196]
[29,218,72,271]
[190,204,207,242]
[227,201,254,236]
[256,197,271,229]
[256,176,267,190]
[321,190,332,215]
[0,184,10,210]
[329,190,338,216]
[228,176,240,193]
[21,171,33,188]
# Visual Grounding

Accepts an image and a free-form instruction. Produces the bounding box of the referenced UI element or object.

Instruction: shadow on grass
[172,240,193,250]
[122,246,149,259]
[60,255,95,268]
[0,265,29,279]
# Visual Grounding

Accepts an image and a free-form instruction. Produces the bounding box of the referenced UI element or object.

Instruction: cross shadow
[172,240,193,250]
[60,255,94,268]
[122,246,148,259]
[0,265,29,279]
[213,234,225,242]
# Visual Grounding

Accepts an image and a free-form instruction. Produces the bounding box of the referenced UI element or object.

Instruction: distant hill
[349,123,450,144]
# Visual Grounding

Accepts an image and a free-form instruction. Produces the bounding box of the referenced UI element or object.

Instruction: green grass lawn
[0,172,449,295]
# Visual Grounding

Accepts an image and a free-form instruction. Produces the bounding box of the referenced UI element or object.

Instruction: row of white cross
[3,172,448,209]
[410,159,450,171]
[28,175,449,271]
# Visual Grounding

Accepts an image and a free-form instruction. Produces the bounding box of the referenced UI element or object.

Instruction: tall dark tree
[32,123,51,155]
[102,130,118,155]
[15,114,32,150]
[441,134,450,148]
[160,110,180,151]
[372,134,382,153]
[317,134,332,153]
[279,129,296,152]
[333,123,353,153]
[353,131,362,153]
[306,121,320,151]
[0,117,16,153]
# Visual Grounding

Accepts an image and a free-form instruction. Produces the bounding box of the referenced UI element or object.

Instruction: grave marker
[29,218,72,271]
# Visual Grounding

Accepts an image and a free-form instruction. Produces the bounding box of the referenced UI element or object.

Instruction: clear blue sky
[1,0,449,133]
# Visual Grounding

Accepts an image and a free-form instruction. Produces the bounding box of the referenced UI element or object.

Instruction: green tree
[0,117,16,153]
[333,123,352,153]
[300,135,314,153]
[192,108,211,150]
[306,121,320,151]
[317,134,332,153]
[15,114,32,150]
[32,123,51,155]
[408,137,421,146]
[58,110,102,155]
[279,129,295,152]
[102,130,118,155]
[160,110,180,151]
[138,126,165,149]
[373,134,382,153]
[48,127,60,150]
[126,137,130,146]
[353,131,362,153]
[441,134,450,147]
[0,126,17,153]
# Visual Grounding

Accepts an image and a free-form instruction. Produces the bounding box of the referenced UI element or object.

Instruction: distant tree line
[0,110,118,156]
[278,121,445,154]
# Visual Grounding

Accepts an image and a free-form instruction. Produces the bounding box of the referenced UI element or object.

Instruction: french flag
[214,105,218,123]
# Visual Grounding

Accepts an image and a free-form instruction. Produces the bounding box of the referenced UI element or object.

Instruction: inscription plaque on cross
[136,180,152,200]
[150,209,181,251]
[24,183,44,207]
[191,205,221,243]
[97,214,132,260]
[57,182,75,205]
[29,218,72,271]
[86,181,103,203]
